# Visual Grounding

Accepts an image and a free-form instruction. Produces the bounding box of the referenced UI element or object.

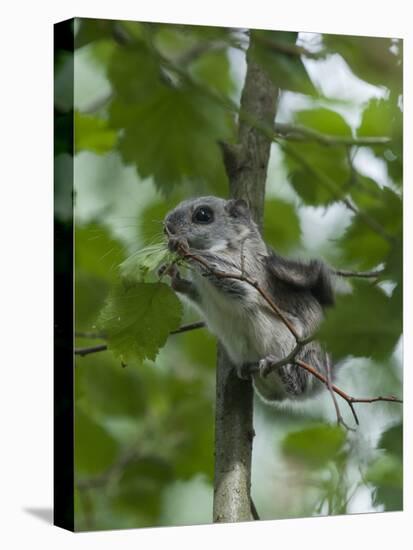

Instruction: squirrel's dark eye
[192,206,214,224]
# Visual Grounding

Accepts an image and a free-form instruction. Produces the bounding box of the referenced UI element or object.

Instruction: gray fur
[163,196,334,404]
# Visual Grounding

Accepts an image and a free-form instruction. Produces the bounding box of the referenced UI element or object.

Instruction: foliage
[282,425,346,468]
[98,281,183,364]
[63,18,403,530]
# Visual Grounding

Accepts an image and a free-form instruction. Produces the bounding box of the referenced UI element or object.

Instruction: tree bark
[213,35,278,523]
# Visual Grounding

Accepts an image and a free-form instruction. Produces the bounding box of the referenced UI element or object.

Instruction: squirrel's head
[164,196,258,252]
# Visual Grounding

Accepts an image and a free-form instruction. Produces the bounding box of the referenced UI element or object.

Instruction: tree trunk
[213,34,278,523]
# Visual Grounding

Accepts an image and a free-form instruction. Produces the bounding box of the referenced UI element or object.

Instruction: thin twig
[176,245,402,426]
[324,354,354,431]
[170,320,205,334]
[74,321,206,357]
[333,268,385,279]
[75,344,108,357]
[179,246,300,340]
[274,123,391,147]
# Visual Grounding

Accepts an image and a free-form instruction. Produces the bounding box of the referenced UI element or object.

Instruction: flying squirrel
[162,196,335,404]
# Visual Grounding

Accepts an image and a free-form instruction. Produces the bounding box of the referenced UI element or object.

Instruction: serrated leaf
[358,98,403,187]
[285,142,350,206]
[339,216,390,271]
[98,282,183,363]
[120,244,176,284]
[349,174,383,211]
[264,198,301,253]
[190,50,235,96]
[75,111,117,154]
[318,281,402,361]
[107,45,233,193]
[282,424,346,468]
[358,98,402,140]
[339,187,402,270]
[250,30,316,95]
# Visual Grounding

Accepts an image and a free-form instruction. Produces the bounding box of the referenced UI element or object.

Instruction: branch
[295,359,402,426]
[170,320,205,334]
[274,122,391,147]
[74,321,205,358]
[176,245,402,427]
[75,344,107,357]
[213,34,278,524]
[333,268,385,279]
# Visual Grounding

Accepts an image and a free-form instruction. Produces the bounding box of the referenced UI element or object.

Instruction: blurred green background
[55,19,402,530]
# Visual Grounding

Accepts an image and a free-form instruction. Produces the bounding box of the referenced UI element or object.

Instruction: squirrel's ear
[225,198,250,218]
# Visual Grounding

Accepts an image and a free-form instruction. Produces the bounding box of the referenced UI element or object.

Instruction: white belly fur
[192,273,295,366]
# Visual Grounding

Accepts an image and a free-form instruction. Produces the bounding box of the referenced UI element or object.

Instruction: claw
[258,355,279,377]
[158,263,178,279]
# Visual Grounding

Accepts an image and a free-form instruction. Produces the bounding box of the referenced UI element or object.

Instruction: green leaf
[190,50,235,96]
[295,108,352,136]
[154,26,198,59]
[358,98,403,187]
[263,198,301,253]
[349,174,384,211]
[285,142,350,206]
[282,424,346,468]
[120,244,177,284]
[250,30,316,95]
[358,99,402,140]
[318,281,402,361]
[366,455,403,511]
[98,282,183,363]
[107,45,233,193]
[75,18,114,49]
[339,187,402,270]
[378,423,403,458]
[339,216,390,271]
[75,111,117,154]
[75,408,119,475]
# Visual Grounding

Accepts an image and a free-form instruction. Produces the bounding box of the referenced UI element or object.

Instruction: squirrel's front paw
[258,355,280,377]
[158,262,178,279]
